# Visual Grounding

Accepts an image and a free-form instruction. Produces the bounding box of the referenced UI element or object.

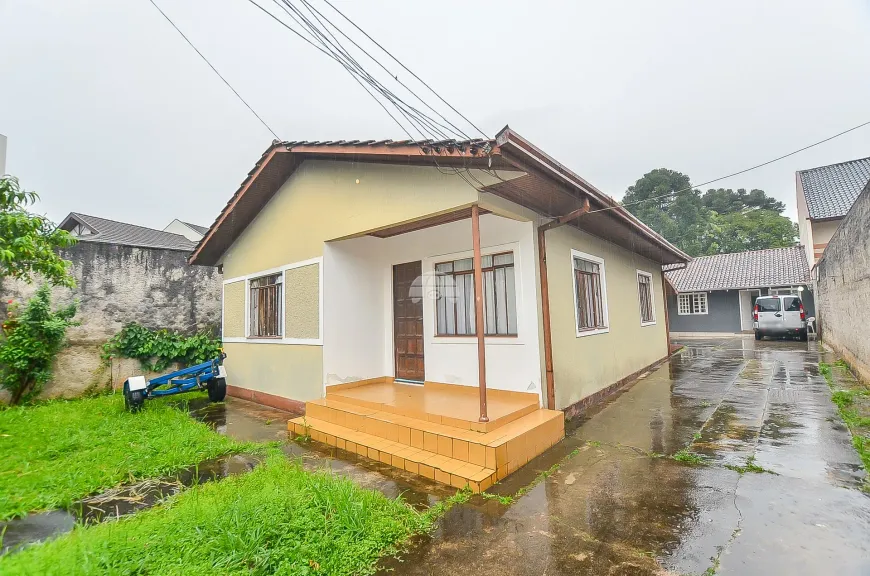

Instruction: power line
[319,0,490,140]
[145,0,280,140]
[589,119,870,215]
[298,0,473,141]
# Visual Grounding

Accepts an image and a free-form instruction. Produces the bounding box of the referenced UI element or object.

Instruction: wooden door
[393,261,425,382]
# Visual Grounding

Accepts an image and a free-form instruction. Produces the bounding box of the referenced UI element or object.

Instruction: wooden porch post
[471,204,489,422]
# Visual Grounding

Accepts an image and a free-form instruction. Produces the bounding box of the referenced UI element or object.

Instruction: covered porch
[297,201,565,490]
[290,377,564,492]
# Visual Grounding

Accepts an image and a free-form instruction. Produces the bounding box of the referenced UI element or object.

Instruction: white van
[753,295,808,341]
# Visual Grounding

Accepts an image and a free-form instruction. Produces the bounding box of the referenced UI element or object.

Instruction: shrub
[102,322,222,372]
[0,285,77,404]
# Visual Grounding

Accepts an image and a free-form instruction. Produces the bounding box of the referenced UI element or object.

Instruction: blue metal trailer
[122,354,227,412]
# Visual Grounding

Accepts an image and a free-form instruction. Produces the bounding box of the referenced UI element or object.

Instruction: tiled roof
[181,221,209,235]
[664,246,810,292]
[797,157,870,220]
[61,213,197,251]
[190,128,691,267]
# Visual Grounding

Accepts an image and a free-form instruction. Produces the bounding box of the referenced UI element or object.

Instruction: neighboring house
[664,246,814,336]
[190,127,689,490]
[816,178,870,382]
[163,218,209,242]
[0,212,221,399]
[796,156,870,265]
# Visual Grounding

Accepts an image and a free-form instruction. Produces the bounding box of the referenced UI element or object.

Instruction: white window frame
[571,249,609,338]
[424,242,526,346]
[433,251,518,338]
[222,257,324,345]
[636,269,656,326]
[246,272,284,339]
[677,292,708,315]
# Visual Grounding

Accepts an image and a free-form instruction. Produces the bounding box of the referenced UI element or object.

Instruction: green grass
[819,360,870,483]
[724,455,775,475]
[0,393,251,520]
[0,453,433,576]
[671,448,706,465]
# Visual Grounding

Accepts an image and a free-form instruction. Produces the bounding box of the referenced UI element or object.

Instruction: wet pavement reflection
[379,337,870,575]
[5,337,870,574]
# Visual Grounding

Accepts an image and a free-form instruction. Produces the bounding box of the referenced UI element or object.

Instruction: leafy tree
[0,176,77,287]
[0,285,78,404]
[623,169,797,256]
[702,187,785,214]
[703,210,798,254]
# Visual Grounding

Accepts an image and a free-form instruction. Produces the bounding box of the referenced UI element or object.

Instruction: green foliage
[819,361,833,383]
[0,453,431,576]
[622,170,797,257]
[0,285,78,404]
[724,455,775,475]
[101,322,222,372]
[672,448,706,465]
[0,392,249,521]
[0,176,77,287]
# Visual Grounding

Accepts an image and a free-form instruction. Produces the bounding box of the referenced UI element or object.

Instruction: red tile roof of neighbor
[189,126,692,267]
[664,246,811,292]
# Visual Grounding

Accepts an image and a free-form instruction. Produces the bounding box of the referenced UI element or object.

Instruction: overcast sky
[1,0,868,231]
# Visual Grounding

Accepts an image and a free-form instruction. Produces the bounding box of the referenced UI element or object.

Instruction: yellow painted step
[288,416,496,492]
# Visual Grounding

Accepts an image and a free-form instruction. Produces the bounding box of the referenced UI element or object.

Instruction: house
[796,157,870,265]
[1,212,221,399]
[664,246,814,336]
[163,219,210,242]
[190,127,689,490]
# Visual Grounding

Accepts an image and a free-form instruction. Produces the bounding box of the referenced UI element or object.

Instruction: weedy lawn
[0,393,250,520]
[0,454,435,576]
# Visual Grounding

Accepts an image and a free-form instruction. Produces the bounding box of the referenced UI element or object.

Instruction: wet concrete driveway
[381,337,870,575]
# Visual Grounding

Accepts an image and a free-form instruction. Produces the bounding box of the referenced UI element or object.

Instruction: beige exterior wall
[222,342,323,402]
[221,160,487,278]
[545,225,669,410]
[284,263,320,339]
[810,219,842,263]
[218,160,492,401]
[796,175,814,266]
[223,280,246,337]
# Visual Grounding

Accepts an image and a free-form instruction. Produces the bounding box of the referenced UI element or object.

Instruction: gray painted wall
[816,183,870,382]
[668,286,815,334]
[0,241,221,398]
[668,289,742,333]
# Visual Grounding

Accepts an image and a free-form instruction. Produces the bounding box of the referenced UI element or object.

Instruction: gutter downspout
[538,198,590,410]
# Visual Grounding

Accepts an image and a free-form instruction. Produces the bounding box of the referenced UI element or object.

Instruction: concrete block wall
[816,183,870,382]
[0,241,221,399]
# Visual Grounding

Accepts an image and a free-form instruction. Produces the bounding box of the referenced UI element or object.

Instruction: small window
[249,273,282,337]
[756,297,781,313]
[573,253,608,333]
[784,297,802,312]
[677,293,708,315]
[434,252,517,336]
[637,271,655,325]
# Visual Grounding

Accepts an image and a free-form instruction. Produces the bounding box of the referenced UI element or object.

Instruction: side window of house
[249,273,282,337]
[435,252,517,336]
[637,271,655,325]
[677,292,708,315]
[573,253,608,333]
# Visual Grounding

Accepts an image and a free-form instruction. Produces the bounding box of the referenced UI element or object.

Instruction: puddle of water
[0,453,260,555]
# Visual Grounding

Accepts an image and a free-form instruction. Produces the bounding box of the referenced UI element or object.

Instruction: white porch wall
[322,214,542,402]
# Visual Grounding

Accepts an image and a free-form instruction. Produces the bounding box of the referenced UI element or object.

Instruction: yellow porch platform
[289,380,564,492]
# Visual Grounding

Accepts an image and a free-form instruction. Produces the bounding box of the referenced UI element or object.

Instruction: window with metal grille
[637,271,655,325]
[677,292,708,315]
[249,273,282,337]
[573,255,607,332]
[434,252,517,336]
